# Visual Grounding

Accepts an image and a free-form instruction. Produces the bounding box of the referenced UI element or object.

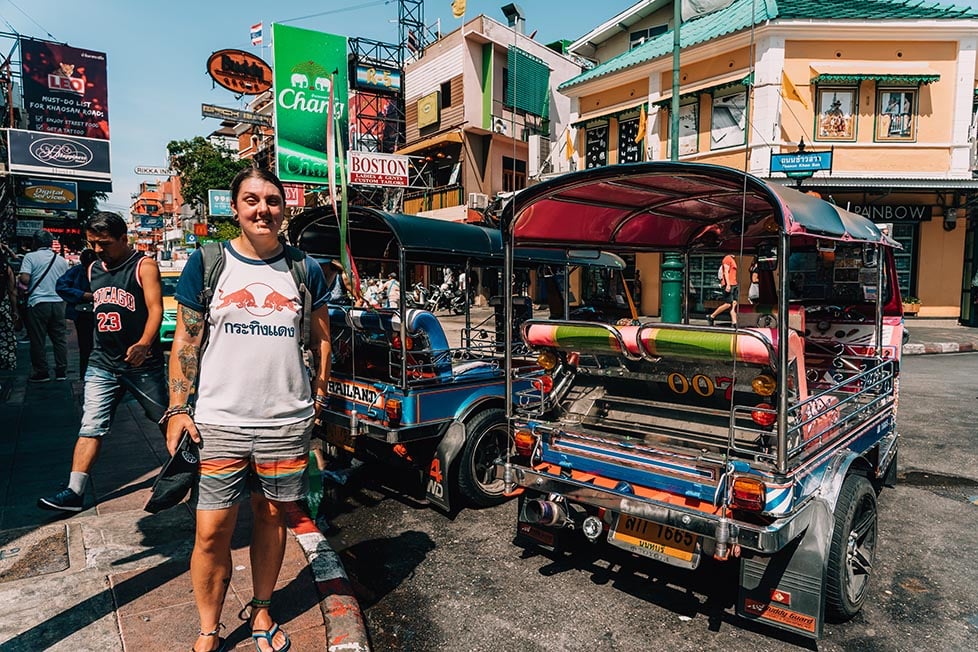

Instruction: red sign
[206,49,273,95]
[283,183,305,207]
[194,223,209,236]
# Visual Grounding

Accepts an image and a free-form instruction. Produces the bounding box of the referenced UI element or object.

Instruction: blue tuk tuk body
[292,207,622,511]
[497,163,903,639]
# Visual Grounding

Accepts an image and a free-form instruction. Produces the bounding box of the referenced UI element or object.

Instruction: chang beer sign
[272,24,348,184]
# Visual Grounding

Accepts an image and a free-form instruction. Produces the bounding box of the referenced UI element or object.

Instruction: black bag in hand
[145,432,199,513]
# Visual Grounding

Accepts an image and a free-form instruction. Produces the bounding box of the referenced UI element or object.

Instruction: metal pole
[670,0,681,162]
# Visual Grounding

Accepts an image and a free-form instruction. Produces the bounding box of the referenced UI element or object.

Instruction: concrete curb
[903,342,976,355]
[284,502,371,652]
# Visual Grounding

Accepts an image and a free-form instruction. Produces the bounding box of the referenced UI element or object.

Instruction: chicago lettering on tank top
[88,250,164,371]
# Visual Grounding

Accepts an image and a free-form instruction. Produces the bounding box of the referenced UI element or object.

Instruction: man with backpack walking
[18,230,69,381]
[38,212,166,512]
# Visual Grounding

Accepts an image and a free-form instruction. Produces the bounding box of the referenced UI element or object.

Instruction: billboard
[272,24,348,184]
[208,189,232,216]
[15,178,79,211]
[7,129,111,181]
[20,39,110,139]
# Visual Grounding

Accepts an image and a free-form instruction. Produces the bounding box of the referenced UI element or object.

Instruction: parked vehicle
[496,162,903,639]
[290,206,624,511]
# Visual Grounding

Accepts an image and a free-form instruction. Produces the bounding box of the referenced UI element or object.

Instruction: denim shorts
[192,417,314,510]
[79,364,167,438]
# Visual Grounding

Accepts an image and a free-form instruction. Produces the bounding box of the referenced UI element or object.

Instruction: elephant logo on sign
[290,73,308,88]
[314,77,331,92]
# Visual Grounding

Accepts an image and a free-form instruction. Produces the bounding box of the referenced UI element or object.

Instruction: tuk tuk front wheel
[457,408,510,507]
[826,474,878,621]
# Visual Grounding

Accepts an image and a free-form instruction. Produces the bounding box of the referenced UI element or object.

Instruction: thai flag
[250,22,263,46]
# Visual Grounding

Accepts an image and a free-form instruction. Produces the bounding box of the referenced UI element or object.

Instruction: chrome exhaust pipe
[523,499,568,527]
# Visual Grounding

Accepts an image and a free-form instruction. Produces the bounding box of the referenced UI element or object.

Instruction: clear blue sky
[12,0,635,214]
[11,0,978,214]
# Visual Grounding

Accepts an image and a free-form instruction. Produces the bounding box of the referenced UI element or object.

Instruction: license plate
[609,514,700,568]
[325,423,355,453]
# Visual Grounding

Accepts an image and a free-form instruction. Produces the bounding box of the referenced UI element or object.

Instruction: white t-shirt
[20,249,69,307]
[175,243,329,426]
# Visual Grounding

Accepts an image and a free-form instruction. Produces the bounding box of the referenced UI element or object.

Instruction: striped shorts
[193,417,314,510]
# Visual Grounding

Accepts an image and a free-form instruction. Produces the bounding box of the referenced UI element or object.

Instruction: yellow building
[561,0,978,322]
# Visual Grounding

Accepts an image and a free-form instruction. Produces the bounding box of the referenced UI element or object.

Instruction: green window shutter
[506,46,551,119]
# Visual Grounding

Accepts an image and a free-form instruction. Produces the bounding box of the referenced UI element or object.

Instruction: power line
[6,0,56,40]
[277,0,392,25]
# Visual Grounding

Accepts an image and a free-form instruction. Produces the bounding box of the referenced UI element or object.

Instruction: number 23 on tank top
[97,312,122,331]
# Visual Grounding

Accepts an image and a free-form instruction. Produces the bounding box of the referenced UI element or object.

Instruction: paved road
[321,353,978,651]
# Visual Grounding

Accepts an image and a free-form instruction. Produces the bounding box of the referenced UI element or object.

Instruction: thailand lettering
[93,286,136,311]
[327,380,378,405]
[223,321,296,337]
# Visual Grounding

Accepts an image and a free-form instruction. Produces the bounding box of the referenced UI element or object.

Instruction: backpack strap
[282,244,312,350]
[197,242,226,353]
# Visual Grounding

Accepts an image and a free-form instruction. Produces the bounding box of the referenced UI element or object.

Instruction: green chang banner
[272,24,348,184]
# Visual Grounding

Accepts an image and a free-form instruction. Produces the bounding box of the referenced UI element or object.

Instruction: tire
[457,408,511,507]
[826,474,878,621]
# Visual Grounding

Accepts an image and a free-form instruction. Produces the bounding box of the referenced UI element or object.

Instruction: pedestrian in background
[0,245,20,372]
[165,168,332,652]
[383,272,400,308]
[707,254,738,327]
[18,230,69,382]
[38,212,166,513]
[56,249,98,377]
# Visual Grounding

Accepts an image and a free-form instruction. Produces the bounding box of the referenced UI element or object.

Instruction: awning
[395,130,463,156]
[770,176,978,190]
[810,61,940,86]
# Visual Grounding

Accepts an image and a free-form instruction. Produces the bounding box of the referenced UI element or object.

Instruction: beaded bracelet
[158,404,194,427]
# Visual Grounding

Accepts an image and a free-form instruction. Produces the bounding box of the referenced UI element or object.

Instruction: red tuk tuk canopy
[503,162,891,251]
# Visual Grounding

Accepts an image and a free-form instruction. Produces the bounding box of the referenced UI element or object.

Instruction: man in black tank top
[39,212,167,513]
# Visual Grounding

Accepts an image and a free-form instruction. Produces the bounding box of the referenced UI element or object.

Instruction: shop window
[711,89,747,150]
[878,222,917,299]
[617,116,644,163]
[815,87,858,142]
[503,156,526,192]
[688,254,725,313]
[585,123,609,169]
[875,87,917,142]
[666,101,699,156]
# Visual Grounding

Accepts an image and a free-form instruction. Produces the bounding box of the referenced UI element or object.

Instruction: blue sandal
[251,623,291,652]
[239,598,291,652]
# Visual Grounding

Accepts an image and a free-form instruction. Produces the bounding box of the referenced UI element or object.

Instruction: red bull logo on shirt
[214,282,298,317]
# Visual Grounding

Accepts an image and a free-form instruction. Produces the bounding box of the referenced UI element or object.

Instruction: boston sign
[7,129,111,181]
[348,151,409,187]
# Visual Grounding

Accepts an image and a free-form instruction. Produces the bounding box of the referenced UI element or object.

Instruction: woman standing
[164,168,331,652]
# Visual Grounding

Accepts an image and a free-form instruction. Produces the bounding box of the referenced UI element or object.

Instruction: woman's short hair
[85,212,128,239]
[230,167,286,204]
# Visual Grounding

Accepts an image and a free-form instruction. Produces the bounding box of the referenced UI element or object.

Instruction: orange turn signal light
[537,351,558,370]
[514,429,537,456]
[751,374,776,396]
[385,399,402,426]
[732,476,766,511]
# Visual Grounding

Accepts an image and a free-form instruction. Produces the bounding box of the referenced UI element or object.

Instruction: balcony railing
[403,184,464,214]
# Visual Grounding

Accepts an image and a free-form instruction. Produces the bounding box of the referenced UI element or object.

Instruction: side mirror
[755,242,778,271]
[861,244,878,268]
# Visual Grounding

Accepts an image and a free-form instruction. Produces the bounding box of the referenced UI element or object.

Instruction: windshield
[788,244,890,305]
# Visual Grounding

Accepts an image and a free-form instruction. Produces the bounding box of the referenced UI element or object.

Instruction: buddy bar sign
[272,24,348,185]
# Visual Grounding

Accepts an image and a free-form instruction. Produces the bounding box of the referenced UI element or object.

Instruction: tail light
[385,399,402,427]
[531,374,554,394]
[391,334,414,350]
[751,403,776,428]
[514,429,537,456]
[731,476,766,511]
[751,374,776,396]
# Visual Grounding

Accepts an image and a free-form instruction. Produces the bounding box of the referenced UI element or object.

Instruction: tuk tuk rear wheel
[826,474,878,621]
[457,408,510,507]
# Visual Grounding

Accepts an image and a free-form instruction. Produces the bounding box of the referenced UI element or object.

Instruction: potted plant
[902,296,921,316]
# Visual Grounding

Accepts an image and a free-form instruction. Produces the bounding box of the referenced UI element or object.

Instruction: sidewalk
[0,327,368,652]
[900,318,978,355]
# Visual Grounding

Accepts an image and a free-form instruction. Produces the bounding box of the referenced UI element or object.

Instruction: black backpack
[197,241,313,352]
